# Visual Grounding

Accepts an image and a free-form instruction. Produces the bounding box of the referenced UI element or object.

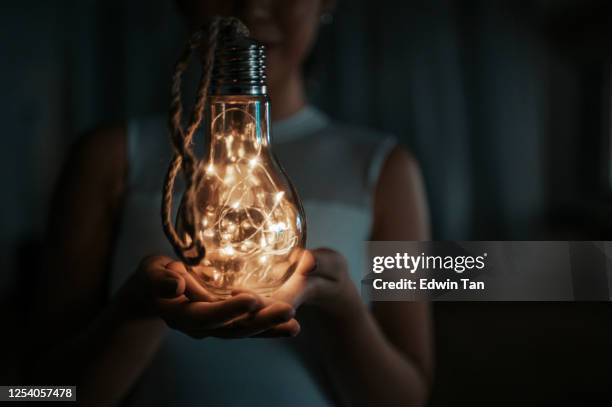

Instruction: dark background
[2,0,612,405]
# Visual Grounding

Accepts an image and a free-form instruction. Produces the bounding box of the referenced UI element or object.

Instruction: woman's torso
[111,107,396,406]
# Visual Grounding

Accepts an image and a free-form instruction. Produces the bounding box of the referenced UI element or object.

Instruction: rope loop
[161,16,249,265]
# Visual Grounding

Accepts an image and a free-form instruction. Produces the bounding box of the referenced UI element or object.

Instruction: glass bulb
[177,94,306,298]
[175,32,306,298]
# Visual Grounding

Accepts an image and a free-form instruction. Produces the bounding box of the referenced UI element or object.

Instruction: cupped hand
[270,248,363,319]
[137,255,301,339]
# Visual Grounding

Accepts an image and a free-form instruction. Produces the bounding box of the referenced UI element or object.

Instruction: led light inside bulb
[177,98,305,298]
[221,245,235,256]
[269,222,287,233]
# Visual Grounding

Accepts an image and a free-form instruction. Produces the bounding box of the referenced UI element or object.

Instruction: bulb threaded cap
[211,35,267,96]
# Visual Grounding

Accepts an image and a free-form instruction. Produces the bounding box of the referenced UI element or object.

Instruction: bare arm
[280,146,433,407]
[326,147,433,406]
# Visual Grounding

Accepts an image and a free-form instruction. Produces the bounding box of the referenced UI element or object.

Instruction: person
[34,0,433,405]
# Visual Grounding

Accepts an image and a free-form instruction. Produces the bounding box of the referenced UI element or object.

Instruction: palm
[266,250,316,307]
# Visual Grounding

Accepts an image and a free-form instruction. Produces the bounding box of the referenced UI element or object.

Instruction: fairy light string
[163,17,302,292]
[199,108,300,288]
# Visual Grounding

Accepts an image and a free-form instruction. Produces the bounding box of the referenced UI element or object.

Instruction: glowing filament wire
[180,101,305,297]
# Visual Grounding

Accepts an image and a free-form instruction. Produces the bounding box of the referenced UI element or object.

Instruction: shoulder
[315,120,428,235]
[372,144,431,240]
[379,146,422,186]
[318,120,398,184]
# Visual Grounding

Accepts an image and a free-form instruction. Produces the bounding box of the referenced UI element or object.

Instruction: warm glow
[179,100,305,297]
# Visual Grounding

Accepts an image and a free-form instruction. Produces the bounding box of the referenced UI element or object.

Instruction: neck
[268,72,307,122]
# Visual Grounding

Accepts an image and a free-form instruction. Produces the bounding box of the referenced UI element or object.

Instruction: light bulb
[176,35,306,298]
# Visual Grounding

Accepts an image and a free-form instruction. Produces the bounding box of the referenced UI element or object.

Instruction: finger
[298,249,318,275]
[230,288,267,305]
[165,260,187,274]
[156,294,190,328]
[213,301,296,338]
[183,270,215,302]
[163,261,218,302]
[273,250,316,306]
[310,248,347,281]
[140,254,175,270]
[181,293,263,330]
[142,256,186,299]
[252,319,301,338]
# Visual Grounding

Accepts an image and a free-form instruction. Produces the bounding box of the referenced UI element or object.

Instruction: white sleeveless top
[111,107,396,406]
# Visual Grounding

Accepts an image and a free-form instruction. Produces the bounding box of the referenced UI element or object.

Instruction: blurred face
[180,0,332,90]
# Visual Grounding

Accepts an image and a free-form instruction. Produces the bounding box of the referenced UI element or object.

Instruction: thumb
[154,274,185,299]
[166,261,215,302]
[140,256,186,299]
[273,250,317,307]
